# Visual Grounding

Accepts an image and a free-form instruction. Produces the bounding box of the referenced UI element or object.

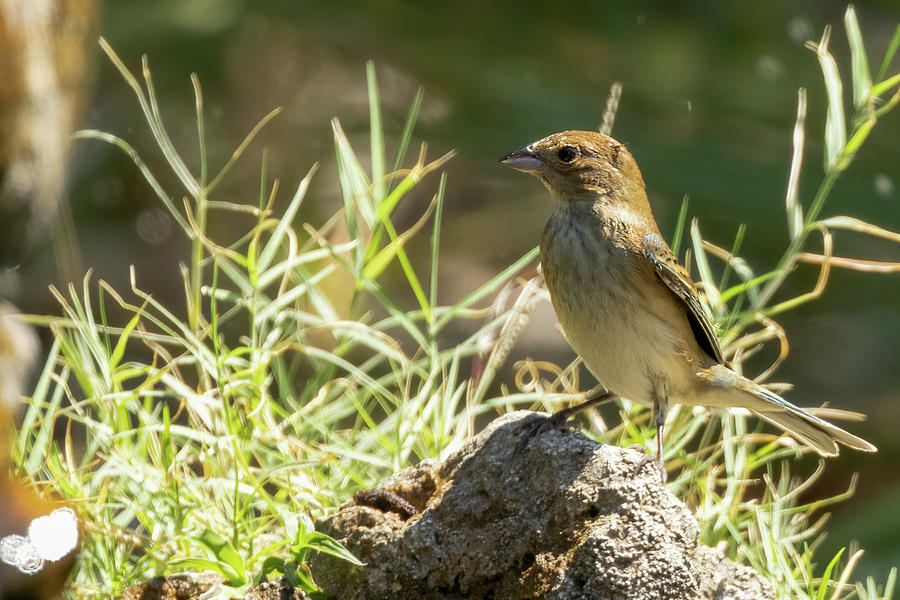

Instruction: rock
[244,578,312,600]
[114,572,224,600]
[310,411,775,600]
[114,574,312,600]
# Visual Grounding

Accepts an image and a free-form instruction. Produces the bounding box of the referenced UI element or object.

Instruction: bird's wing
[642,233,727,366]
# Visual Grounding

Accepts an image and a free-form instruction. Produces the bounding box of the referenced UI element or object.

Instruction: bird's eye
[557,146,579,163]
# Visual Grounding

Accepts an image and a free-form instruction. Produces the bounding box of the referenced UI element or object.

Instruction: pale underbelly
[543,239,699,406]
[555,287,687,406]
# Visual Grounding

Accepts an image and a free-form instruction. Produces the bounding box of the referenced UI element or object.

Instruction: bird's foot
[514,411,573,451]
[630,444,667,484]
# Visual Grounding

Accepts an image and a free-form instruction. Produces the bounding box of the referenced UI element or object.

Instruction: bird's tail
[699,365,876,456]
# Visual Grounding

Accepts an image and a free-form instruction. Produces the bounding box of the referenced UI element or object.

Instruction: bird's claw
[514,412,573,451]
[631,445,667,484]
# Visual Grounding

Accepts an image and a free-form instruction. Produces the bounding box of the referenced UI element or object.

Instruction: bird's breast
[540,205,696,405]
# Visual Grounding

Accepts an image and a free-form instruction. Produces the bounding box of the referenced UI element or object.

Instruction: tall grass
[10,38,542,597]
[7,6,900,599]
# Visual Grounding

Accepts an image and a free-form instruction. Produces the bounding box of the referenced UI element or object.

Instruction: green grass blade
[140,55,200,198]
[690,219,720,309]
[671,195,690,256]
[815,547,845,600]
[883,567,897,600]
[718,223,745,293]
[257,163,319,273]
[786,89,806,240]
[207,108,282,195]
[870,72,900,98]
[73,130,192,236]
[370,215,431,320]
[367,61,386,206]
[429,173,447,322]
[435,246,540,332]
[875,24,900,83]
[192,74,208,187]
[845,6,872,110]
[332,117,373,264]
[392,86,424,177]
[807,28,846,171]
[108,307,144,373]
[24,375,66,476]
[364,150,455,265]
[837,116,876,171]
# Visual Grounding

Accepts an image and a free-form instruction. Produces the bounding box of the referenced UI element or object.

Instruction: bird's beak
[499,145,542,173]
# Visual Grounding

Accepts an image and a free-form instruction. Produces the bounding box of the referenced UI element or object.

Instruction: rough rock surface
[115,572,225,600]
[311,411,775,600]
[244,578,313,600]
[114,574,311,600]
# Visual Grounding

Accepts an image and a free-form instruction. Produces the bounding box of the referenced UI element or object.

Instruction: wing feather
[643,233,726,366]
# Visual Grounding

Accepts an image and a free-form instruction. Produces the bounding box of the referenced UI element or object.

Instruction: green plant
[10,38,539,597]
[259,513,362,595]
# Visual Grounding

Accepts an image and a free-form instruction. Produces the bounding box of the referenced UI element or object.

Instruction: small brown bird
[500,130,876,480]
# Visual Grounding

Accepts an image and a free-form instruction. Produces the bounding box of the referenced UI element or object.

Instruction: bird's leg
[515,391,616,449]
[653,395,668,484]
[634,393,668,484]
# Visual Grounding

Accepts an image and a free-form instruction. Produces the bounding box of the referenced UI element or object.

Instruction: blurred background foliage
[3,0,899,584]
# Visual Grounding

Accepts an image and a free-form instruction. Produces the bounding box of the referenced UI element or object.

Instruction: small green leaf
[292,563,320,594]
[259,557,287,581]
[169,557,244,586]
[845,6,872,110]
[282,511,300,542]
[294,532,364,567]
[195,529,246,585]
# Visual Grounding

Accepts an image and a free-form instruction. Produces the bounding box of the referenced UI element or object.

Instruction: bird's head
[500,130,644,203]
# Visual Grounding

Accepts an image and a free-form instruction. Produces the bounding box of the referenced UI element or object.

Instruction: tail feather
[700,366,877,456]
[754,407,838,456]
[751,386,876,455]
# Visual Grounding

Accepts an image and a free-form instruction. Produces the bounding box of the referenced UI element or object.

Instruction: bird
[500,130,876,482]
